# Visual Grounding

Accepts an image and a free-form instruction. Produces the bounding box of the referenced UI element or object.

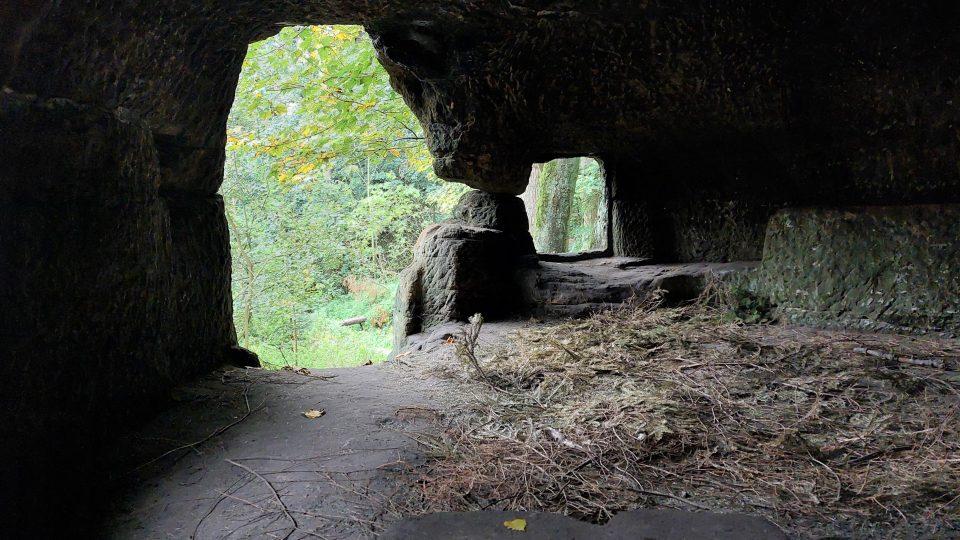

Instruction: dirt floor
[103,365,447,539]
[102,309,960,539]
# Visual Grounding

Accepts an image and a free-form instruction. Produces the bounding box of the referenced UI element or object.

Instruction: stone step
[381,510,787,540]
[525,260,757,318]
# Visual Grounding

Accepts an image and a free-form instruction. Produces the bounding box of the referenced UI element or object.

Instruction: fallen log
[340,316,367,328]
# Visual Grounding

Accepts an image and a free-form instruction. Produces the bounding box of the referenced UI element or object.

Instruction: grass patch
[250,280,395,370]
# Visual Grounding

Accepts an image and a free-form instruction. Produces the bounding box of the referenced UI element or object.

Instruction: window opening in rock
[220,25,467,369]
[521,157,608,257]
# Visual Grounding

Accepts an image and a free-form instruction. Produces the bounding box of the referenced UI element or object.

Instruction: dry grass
[408,291,960,538]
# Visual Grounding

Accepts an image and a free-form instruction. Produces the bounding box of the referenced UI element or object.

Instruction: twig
[225,459,324,540]
[456,313,490,381]
[136,386,260,471]
[855,347,955,370]
[543,427,587,453]
[194,473,259,539]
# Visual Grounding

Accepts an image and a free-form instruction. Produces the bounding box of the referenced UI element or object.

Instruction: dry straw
[410,286,960,537]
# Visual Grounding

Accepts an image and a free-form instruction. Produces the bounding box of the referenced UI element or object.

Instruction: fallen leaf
[303,409,325,419]
[503,518,527,531]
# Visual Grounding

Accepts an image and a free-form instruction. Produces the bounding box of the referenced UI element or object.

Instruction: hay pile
[413,294,960,537]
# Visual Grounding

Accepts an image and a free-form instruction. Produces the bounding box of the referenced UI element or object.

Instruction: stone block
[753,205,960,334]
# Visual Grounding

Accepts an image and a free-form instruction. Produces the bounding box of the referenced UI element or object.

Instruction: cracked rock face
[2,1,957,410]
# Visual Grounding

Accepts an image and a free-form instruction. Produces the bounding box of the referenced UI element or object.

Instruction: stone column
[393,190,537,352]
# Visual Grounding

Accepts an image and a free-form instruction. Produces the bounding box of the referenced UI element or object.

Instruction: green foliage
[723,288,776,324]
[222,25,466,368]
[566,158,606,252]
[252,282,396,369]
[534,157,581,253]
[229,25,434,181]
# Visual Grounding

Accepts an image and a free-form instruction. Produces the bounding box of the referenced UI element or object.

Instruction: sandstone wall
[750,205,960,335]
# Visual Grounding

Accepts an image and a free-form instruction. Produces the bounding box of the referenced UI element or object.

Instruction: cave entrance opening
[220,24,466,370]
[521,157,609,257]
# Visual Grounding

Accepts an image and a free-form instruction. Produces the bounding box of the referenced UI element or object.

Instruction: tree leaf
[503,518,527,531]
[303,409,326,419]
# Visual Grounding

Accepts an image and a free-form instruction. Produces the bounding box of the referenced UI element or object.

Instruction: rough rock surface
[523,258,756,318]
[749,205,960,335]
[394,190,536,351]
[0,91,236,530]
[381,510,787,540]
[5,2,959,229]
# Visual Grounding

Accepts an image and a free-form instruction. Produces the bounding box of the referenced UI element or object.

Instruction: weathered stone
[453,190,530,234]
[3,3,957,200]
[749,205,960,334]
[1,93,169,422]
[452,189,537,256]
[393,191,536,351]
[0,93,237,529]
[393,265,425,352]
[0,0,53,85]
[0,93,170,528]
[655,200,774,263]
[225,345,261,368]
[611,199,653,258]
[522,259,756,318]
[2,2,960,533]
[164,194,236,377]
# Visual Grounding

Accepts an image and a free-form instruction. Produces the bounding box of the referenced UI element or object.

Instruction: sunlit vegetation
[222,26,609,369]
[222,25,466,369]
[524,157,607,254]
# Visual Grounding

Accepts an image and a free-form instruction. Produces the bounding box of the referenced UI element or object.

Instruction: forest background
[223,25,606,368]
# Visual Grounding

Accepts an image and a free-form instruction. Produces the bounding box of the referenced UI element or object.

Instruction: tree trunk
[534,157,580,252]
[580,189,601,251]
[592,185,608,250]
[521,163,542,233]
[290,303,299,354]
[243,255,254,348]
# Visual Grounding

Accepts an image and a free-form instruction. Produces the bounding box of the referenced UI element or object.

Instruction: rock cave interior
[1,2,958,538]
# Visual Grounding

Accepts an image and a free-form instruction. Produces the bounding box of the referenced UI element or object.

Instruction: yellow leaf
[503,518,527,531]
[389,149,401,157]
[303,409,325,419]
